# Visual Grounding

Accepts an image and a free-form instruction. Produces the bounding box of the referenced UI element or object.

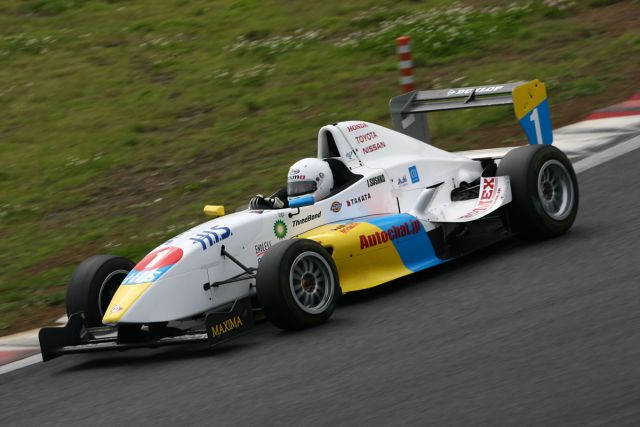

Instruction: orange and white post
[396,36,415,93]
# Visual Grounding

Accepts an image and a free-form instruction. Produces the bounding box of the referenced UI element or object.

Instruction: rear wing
[389,79,553,146]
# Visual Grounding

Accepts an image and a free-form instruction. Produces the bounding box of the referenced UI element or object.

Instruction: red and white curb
[457,92,640,168]
[585,92,640,120]
[0,353,43,375]
[1,92,639,375]
[0,316,65,374]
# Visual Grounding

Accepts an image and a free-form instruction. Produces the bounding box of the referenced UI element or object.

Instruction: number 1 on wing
[530,107,543,145]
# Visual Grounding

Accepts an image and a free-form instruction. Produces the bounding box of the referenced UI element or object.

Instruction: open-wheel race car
[40,79,579,360]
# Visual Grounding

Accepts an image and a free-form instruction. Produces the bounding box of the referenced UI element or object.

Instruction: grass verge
[1,0,639,333]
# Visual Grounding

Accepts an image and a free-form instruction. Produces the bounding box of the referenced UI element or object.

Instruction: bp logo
[273,220,288,239]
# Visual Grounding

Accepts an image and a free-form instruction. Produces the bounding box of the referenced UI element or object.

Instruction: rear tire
[256,239,339,330]
[498,145,579,239]
[66,255,134,327]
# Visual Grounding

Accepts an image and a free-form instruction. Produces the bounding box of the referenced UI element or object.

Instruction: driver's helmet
[287,158,334,207]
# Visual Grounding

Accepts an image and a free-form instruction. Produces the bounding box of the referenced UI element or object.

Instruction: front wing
[39,298,254,361]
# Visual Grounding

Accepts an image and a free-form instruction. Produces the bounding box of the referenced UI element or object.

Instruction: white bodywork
[109,121,512,324]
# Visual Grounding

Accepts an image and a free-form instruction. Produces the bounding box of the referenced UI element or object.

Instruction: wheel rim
[98,269,129,317]
[289,251,335,314]
[537,159,575,221]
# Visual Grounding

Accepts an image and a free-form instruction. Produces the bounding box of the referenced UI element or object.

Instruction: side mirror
[203,205,225,217]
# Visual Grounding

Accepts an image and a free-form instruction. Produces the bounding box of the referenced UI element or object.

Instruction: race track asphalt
[1,149,639,426]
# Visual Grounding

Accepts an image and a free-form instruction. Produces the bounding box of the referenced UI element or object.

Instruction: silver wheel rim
[98,269,129,317]
[289,251,335,315]
[537,159,575,221]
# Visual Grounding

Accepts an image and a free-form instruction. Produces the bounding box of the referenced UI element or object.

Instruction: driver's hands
[249,194,285,210]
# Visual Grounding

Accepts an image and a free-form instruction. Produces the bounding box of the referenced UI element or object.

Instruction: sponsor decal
[330,201,342,213]
[446,86,504,97]
[210,315,244,337]
[351,129,387,155]
[291,168,300,174]
[205,298,253,343]
[481,177,495,200]
[292,212,322,227]
[288,175,306,180]
[273,219,288,239]
[459,178,502,220]
[359,219,422,249]
[110,304,123,314]
[397,176,408,187]
[134,247,183,271]
[189,225,232,250]
[346,122,368,132]
[255,240,273,258]
[362,141,386,154]
[123,268,171,285]
[367,174,386,187]
[345,150,355,161]
[409,165,420,184]
[123,246,183,285]
[354,131,378,144]
[346,193,371,207]
[331,223,360,234]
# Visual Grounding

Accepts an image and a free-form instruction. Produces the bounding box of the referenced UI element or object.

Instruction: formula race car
[40,79,579,360]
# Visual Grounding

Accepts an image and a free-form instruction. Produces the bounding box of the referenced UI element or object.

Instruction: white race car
[40,79,578,360]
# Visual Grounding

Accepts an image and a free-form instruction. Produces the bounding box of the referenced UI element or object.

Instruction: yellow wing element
[102,282,152,323]
[513,79,547,121]
[298,223,412,293]
[203,205,225,217]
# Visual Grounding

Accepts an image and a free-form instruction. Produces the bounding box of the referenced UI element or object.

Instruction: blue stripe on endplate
[289,195,315,208]
[519,99,553,145]
[365,213,446,272]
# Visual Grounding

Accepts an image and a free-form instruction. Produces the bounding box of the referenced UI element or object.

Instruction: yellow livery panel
[298,214,445,293]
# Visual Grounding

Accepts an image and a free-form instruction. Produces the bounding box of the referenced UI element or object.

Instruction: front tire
[66,255,134,327]
[256,239,339,330]
[498,144,579,239]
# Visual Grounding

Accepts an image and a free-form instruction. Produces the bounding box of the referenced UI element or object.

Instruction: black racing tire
[497,144,579,239]
[66,255,134,327]
[256,239,339,330]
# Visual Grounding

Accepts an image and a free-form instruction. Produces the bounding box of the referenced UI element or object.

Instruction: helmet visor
[287,180,317,197]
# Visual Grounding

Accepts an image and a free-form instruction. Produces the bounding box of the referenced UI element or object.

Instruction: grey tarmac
[1,144,640,426]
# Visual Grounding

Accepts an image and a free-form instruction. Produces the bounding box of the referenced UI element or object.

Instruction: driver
[249,158,334,210]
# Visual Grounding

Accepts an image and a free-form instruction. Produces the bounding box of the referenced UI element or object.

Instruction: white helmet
[287,158,333,207]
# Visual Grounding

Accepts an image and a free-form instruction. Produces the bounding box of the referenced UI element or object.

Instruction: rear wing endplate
[389,79,553,146]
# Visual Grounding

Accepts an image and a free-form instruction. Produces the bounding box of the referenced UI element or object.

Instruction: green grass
[1,0,639,332]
